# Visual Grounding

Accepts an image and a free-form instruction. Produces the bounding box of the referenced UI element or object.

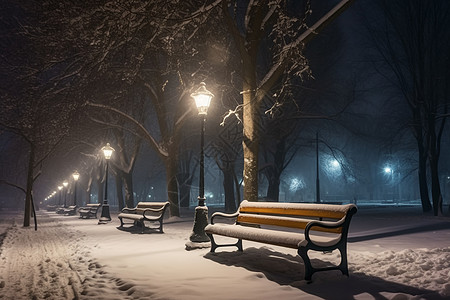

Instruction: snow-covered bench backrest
[135,202,170,214]
[237,200,357,234]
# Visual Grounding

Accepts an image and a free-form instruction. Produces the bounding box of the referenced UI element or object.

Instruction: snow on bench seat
[205,223,341,249]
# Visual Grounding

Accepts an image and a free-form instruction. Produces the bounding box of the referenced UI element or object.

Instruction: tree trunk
[115,172,124,211]
[414,110,432,212]
[428,128,442,216]
[429,156,442,216]
[165,156,180,217]
[223,166,237,212]
[23,144,35,227]
[265,138,286,202]
[266,177,280,202]
[178,174,192,208]
[85,180,92,205]
[122,172,134,208]
[242,68,259,202]
[418,144,432,212]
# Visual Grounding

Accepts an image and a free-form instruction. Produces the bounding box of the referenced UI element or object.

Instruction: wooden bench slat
[237,214,343,233]
[239,201,352,219]
[136,202,169,209]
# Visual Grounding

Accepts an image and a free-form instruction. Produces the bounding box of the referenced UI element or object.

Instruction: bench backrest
[134,202,170,214]
[136,202,169,209]
[237,200,357,234]
[86,203,101,207]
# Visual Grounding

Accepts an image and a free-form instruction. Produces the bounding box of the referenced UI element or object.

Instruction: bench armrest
[210,211,239,225]
[142,207,166,218]
[304,217,346,246]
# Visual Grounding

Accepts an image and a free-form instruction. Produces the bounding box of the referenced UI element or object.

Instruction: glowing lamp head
[332,160,339,168]
[72,170,80,181]
[191,82,214,115]
[63,181,68,188]
[58,186,63,191]
[101,143,115,160]
[384,167,392,174]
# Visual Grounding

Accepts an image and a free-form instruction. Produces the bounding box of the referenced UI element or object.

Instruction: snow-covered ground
[0,206,449,300]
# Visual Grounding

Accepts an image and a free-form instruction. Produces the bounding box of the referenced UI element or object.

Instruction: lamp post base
[185,240,211,251]
[98,203,111,224]
[187,205,210,246]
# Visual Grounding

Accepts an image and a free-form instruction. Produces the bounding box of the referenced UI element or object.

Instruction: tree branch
[86,101,168,157]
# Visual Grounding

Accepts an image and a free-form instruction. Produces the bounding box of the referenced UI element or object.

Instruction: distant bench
[118,202,170,233]
[46,205,57,211]
[205,200,357,281]
[78,203,101,219]
[63,205,77,216]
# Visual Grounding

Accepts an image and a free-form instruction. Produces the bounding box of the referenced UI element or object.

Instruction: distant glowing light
[289,178,305,192]
[324,156,342,178]
[384,167,392,174]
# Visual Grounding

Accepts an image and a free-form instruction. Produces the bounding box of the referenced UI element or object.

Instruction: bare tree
[0,1,79,226]
[219,0,356,201]
[365,0,450,215]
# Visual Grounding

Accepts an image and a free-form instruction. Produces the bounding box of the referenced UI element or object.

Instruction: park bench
[78,203,101,219]
[63,205,77,216]
[55,206,66,214]
[46,205,57,211]
[118,201,170,233]
[204,200,357,281]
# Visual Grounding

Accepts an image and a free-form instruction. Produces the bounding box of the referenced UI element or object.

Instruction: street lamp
[58,185,63,206]
[315,132,320,203]
[384,165,397,202]
[72,171,80,207]
[331,159,340,168]
[63,180,68,207]
[52,191,56,206]
[99,143,115,224]
[189,82,214,244]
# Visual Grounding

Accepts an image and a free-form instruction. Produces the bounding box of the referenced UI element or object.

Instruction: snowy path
[1,207,450,300]
[0,215,136,300]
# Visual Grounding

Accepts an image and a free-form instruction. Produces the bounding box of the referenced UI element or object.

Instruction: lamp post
[384,166,395,202]
[63,180,68,207]
[188,82,214,245]
[58,185,63,206]
[72,171,80,207]
[99,143,115,224]
[315,132,320,203]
